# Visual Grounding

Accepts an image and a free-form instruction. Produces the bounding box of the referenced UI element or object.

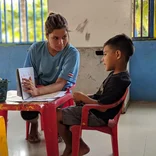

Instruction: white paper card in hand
[16,67,35,100]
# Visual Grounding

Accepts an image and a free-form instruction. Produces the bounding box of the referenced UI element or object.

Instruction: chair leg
[62,99,74,109]
[71,126,82,156]
[26,121,30,140]
[68,98,74,107]
[111,126,119,156]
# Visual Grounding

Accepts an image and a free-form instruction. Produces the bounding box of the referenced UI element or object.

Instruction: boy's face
[101,45,118,71]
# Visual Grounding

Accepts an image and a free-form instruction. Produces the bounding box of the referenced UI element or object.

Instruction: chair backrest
[107,88,128,128]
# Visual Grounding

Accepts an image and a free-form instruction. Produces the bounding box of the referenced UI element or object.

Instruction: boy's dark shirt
[90,71,131,124]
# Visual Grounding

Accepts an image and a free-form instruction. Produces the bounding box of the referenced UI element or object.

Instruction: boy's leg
[67,139,90,156]
[21,111,40,143]
[57,107,90,156]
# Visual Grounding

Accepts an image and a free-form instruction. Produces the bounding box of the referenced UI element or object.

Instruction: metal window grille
[0,0,48,43]
[132,0,155,39]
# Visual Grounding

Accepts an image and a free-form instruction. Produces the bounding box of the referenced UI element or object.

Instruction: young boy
[57,34,134,156]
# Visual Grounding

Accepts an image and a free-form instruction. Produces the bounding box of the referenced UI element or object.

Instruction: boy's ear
[115,50,122,60]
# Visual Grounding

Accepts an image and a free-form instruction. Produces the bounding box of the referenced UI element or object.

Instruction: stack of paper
[6,90,66,102]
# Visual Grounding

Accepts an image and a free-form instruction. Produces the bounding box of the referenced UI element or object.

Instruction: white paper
[6,90,66,102]
[16,67,35,100]
[7,90,23,102]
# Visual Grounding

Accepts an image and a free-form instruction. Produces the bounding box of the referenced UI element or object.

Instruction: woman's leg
[21,111,40,143]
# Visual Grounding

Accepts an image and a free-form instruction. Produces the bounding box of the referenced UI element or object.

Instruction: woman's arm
[22,77,67,96]
[37,78,67,95]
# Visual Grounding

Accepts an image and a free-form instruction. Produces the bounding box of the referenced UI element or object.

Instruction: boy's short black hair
[104,34,134,62]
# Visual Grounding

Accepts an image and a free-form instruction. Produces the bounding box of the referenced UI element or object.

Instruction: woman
[21,12,80,143]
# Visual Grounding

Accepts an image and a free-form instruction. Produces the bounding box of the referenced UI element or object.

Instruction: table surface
[0,90,73,112]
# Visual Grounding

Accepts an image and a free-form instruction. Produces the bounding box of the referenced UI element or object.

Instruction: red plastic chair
[25,84,75,140]
[70,89,128,156]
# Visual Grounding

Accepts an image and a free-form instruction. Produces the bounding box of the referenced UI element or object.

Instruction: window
[132,0,155,39]
[0,0,48,43]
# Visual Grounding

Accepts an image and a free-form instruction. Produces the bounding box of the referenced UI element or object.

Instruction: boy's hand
[73,92,85,102]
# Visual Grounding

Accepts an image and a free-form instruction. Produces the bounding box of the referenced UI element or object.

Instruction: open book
[14,67,66,102]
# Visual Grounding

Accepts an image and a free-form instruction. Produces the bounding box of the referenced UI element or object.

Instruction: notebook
[16,67,35,100]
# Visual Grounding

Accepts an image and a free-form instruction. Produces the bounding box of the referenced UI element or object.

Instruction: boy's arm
[73,92,107,112]
[73,92,98,104]
[74,76,130,112]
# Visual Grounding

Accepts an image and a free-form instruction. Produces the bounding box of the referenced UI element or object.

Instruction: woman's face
[46,28,69,52]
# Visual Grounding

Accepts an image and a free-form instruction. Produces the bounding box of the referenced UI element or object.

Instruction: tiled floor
[7,102,156,156]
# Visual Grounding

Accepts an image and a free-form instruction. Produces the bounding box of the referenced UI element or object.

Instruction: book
[16,67,35,100]
[15,67,66,102]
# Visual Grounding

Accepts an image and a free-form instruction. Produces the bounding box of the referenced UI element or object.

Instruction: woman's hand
[22,77,39,97]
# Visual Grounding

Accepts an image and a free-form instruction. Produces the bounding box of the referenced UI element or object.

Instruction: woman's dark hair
[45,12,69,36]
